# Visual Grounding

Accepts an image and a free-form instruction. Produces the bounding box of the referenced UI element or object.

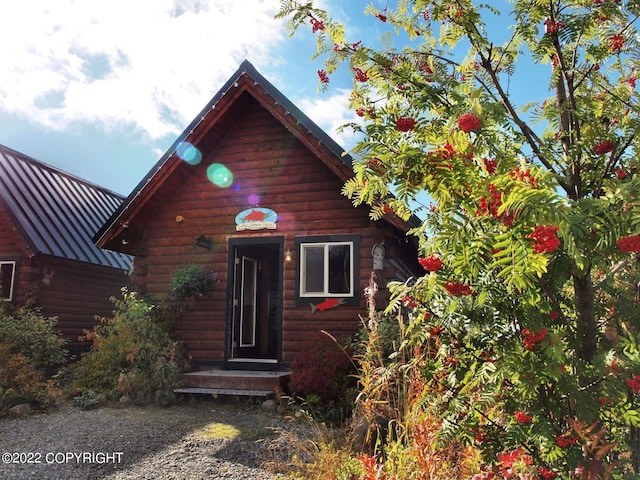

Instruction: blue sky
[0,0,545,196]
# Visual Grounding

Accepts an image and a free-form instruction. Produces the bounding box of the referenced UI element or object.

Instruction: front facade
[96,61,420,371]
[0,145,132,354]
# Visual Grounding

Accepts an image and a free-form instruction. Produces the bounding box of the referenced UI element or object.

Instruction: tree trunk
[574,271,597,363]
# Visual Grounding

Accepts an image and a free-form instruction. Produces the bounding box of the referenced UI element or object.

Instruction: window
[0,260,17,302]
[296,235,360,305]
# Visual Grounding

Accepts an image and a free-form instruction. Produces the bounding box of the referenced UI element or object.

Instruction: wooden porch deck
[175,369,291,397]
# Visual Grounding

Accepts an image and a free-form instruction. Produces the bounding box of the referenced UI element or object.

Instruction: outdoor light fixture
[285,249,293,262]
[194,235,213,251]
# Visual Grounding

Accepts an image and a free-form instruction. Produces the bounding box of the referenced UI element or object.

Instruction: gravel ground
[0,398,301,480]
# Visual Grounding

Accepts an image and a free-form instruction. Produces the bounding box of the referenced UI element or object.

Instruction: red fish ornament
[310,298,345,314]
[243,209,266,221]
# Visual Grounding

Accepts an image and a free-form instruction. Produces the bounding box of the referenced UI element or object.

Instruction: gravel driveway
[0,398,298,480]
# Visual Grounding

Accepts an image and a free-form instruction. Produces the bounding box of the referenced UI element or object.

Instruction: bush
[290,331,356,424]
[0,343,62,412]
[0,304,67,376]
[0,305,66,413]
[72,289,184,403]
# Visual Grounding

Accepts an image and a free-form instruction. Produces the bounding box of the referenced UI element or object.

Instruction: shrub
[0,305,66,413]
[290,331,356,424]
[0,343,62,412]
[72,289,184,403]
[0,304,67,376]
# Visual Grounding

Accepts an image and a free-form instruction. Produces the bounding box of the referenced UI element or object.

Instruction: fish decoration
[243,209,266,221]
[310,298,346,314]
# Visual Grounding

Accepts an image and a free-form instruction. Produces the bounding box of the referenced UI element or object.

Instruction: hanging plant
[170,264,217,301]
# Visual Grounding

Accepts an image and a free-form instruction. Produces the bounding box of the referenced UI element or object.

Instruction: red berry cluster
[555,435,579,448]
[356,107,376,119]
[309,16,325,33]
[510,167,538,188]
[395,116,417,132]
[514,411,533,423]
[317,69,329,84]
[593,140,615,155]
[617,234,640,253]
[402,295,417,309]
[522,327,548,350]
[610,33,624,53]
[483,158,497,174]
[528,225,561,254]
[457,112,481,133]
[366,158,386,175]
[444,281,473,296]
[353,67,368,82]
[477,184,514,226]
[538,467,558,480]
[419,254,443,272]
[544,17,564,34]
[616,168,627,179]
[376,13,387,22]
[627,374,640,393]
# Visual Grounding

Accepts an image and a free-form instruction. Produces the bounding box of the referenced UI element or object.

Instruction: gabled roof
[0,144,132,270]
[95,60,416,248]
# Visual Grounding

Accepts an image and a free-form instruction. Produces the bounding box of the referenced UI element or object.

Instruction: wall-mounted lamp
[285,249,293,262]
[194,235,213,251]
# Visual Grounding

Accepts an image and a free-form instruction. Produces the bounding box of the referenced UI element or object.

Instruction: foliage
[0,343,62,412]
[0,304,67,376]
[278,0,640,476]
[170,264,217,302]
[72,288,184,403]
[0,305,66,412]
[72,389,105,410]
[290,331,356,424]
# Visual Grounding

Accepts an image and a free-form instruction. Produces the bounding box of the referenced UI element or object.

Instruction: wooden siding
[1,207,130,354]
[34,257,130,355]
[0,209,39,305]
[126,94,416,365]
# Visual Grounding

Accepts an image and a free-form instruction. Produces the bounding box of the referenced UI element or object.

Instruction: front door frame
[225,236,284,370]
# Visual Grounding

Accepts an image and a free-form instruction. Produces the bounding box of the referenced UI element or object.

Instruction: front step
[176,369,291,397]
[174,387,274,397]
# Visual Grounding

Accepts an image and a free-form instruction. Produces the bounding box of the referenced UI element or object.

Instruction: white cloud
[295,88,364,152]
[0,0,284,140]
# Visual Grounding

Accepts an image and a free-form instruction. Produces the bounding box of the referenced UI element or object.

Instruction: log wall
[126,93,418,365]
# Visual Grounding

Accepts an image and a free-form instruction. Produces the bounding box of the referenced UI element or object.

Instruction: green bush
[0,304,67,376]
[0,343,62,412]
[72,289,184,403]
[0,305,66,413]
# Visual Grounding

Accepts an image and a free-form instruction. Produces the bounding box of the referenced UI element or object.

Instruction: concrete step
[180,369,291,392]
[174,387,274,397]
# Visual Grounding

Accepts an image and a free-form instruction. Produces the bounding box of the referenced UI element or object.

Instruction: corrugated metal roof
[0,144,132,270]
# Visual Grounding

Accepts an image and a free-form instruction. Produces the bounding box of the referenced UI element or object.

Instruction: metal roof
[0,144,132,270]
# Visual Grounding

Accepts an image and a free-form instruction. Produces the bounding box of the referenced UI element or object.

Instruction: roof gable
[0,144,132,270]
[96,60,413,248]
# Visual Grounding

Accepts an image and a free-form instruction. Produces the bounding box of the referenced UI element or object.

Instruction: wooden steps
[176,369,291,397]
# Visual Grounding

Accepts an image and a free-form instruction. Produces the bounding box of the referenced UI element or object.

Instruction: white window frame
[0,260,17,302]
[299,241,354,298]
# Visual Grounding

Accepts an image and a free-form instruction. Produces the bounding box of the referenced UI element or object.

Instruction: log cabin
[95,61,420,392]
[0,144,132,355]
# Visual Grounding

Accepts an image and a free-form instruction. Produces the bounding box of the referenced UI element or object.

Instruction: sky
[0,0,543,197]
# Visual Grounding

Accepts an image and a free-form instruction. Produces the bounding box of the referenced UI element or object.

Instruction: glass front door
[229,242,282,363]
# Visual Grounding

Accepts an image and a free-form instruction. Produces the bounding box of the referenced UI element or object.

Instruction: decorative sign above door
[235,208,278,231]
